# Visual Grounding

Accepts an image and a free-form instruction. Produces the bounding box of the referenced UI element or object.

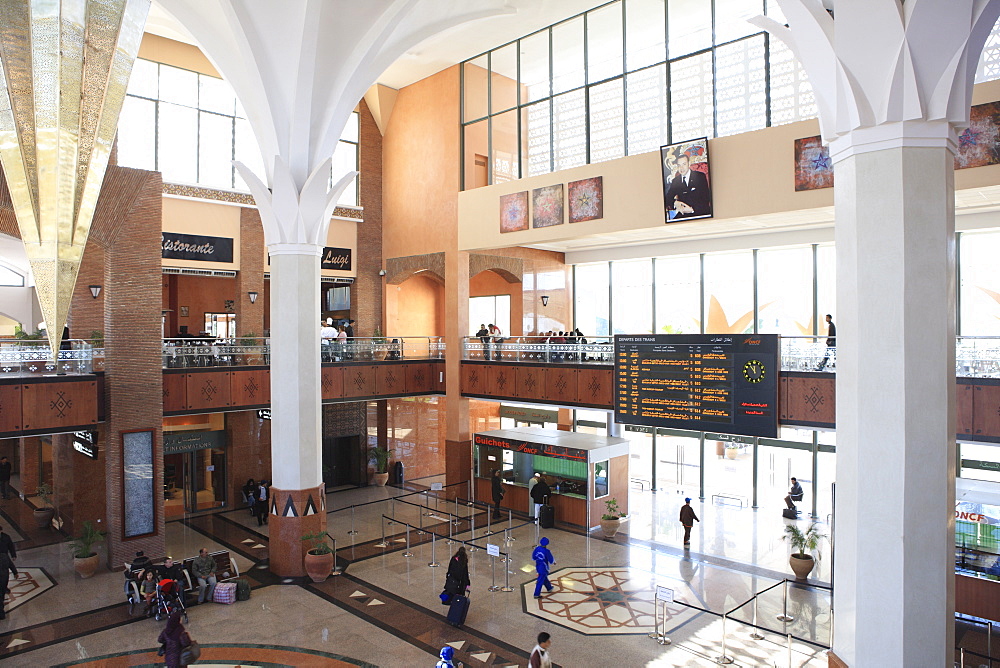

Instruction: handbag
[179,637,200,666]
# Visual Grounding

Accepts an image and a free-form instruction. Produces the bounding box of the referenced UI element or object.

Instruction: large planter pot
[74,554,100,579]
[600,518,621,538]
[33,507,55,529]
[789,553,815,580]
[372,472,389,487]
[304,550,334,582]
[725,448,738,460]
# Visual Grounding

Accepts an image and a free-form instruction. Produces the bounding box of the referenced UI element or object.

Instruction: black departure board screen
[614,334,779,438]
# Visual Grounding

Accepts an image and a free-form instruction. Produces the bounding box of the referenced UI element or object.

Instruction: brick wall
[226,410,271,499]
[236,207,265,338]
[70,240,106,341]
[352,99,383,337]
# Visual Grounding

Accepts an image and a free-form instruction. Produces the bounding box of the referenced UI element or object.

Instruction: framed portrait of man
[660,138,712,223]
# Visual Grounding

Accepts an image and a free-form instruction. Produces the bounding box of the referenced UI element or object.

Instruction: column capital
[268,242,323,257]
[828,120,956,163]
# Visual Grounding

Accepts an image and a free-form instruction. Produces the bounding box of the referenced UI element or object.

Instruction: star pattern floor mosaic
[522,567,698,635]
[4,567,54,612]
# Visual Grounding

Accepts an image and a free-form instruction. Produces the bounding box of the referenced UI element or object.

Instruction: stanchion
[716,613,734,664]
[506,510,515,542]
[423,491,431,516]
[749,596,765,640]
[331,538,342,576]
[787,633,794,668]
[501,556,513,592]
[647,599,671,645]
[488,555,500,592]
[403,524,413,557]
[534,517,540,545]
[375,516,388,548]
[500,530,510,561]
[389,498,396,526]
[776,580,794,623]
[454,497,461,523]
[348,505,358,536]
[468,511,478,552]
[486,509,492,537]
[417,507,425,535]
[428,532,440,567]
[467,479,473,506]
[447,514,454,545]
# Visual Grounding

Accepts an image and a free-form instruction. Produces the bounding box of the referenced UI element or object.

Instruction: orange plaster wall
[470,270,523,336]
[386,275,444,337]
[382,66,461,260]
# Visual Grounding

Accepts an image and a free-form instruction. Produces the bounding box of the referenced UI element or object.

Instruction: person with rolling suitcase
[443,547,471,626]
[532,537,555,599]
[531,476,552,527]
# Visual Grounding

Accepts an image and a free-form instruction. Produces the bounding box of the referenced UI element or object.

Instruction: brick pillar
[69,240,105,341]
[18,436,39,496]
[97,169,165,567]
[444,251,471,495]
[236,208,265,338]
[51,430,107,536]
[352,99,383,336]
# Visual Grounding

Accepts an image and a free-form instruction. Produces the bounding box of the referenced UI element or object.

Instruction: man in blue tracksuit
[532,537,555,598]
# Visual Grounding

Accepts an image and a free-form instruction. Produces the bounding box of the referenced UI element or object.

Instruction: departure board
[614,334,779,438]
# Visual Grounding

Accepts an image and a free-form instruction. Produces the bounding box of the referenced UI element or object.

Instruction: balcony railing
[0,339,96,376]
[162,336,444,368]
[462,336,614,364]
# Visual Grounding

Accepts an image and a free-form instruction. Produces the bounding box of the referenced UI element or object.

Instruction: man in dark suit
[664,153,712,218]
[816,314,836,370]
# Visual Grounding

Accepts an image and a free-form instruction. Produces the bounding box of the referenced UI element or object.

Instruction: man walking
[192,548,217,604]
[679,498,699,547]
[532,537,555,598]
[0,457,11,500]
[528,631,553,668]
[0,546,16,620]
[491,469,505,520]
[816,314,836,370]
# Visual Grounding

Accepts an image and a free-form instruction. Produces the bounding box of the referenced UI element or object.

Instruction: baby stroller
[152,578,187,622]
[124,567,147,606]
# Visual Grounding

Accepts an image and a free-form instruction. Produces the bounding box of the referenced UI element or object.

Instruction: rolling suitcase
[539,498,555,529]
[782,508,798,519]
[447,594,470,627]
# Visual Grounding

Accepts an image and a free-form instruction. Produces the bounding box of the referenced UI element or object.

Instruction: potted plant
[725,443,739,459]
[301,530,334,582]
[369,447,392,486]
[33,482,55,529]
[600,497,625,538]
[372,326,388,361]
[68,520,106,578]
[783,522,826,580]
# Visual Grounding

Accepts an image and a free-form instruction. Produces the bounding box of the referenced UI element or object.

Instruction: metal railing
[462,335,613,364]
[0,339,95,376]
[162,336,444,368]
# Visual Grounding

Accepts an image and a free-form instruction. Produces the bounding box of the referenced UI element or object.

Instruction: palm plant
[602,497,623,521]
[301,530,333,555]
[783,522,826,559]
[68,520,106,558]
[368,446,392,474]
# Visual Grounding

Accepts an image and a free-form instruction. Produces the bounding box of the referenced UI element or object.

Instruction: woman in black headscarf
[157,610,190,668]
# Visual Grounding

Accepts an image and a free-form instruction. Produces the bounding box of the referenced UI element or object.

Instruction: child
[141,569,157,616]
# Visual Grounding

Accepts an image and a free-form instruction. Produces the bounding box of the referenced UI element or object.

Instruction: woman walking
[157,610,191,668]
[444,546,470,600]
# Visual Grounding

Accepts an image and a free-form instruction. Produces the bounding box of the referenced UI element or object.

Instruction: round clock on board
[743,359,766,383]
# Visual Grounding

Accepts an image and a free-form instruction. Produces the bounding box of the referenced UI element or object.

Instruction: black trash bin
[392,461,404,485]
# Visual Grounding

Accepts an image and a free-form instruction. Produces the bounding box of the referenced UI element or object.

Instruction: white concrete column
[267,243,323,491]
[830,127,956,667]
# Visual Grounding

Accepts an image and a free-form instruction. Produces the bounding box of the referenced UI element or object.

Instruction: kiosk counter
[473,427,630,529]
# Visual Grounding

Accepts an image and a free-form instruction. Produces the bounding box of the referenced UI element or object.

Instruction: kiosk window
[594,460,609,498]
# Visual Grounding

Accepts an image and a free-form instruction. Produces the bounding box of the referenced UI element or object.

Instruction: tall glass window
[611,259,653,334]
[816,243,836,332]
[573,263,610,337]
[703,251,754,334]
[961,230,1000,336]
[757,247,814,335]
[654,255,700,334]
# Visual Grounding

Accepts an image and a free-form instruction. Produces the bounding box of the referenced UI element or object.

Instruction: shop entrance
[163,430,227,518]
[322,435,363,490]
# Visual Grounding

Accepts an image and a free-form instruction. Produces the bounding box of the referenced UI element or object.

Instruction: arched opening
[386,271,445,336]
[469,269,523,337]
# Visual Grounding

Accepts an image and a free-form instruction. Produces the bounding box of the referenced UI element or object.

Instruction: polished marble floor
[0,482,835,667]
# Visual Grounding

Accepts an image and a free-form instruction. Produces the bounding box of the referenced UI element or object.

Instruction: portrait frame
[660,138,712,223]
[180,306,189,317]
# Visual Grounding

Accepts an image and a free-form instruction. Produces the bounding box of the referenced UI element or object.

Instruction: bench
[182,549,240,585]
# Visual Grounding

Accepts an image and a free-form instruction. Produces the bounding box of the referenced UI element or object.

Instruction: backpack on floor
[236,577,251,601]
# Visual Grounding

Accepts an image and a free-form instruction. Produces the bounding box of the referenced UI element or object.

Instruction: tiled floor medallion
[522,567,691,635]
[53,643,375,667]
[4,568,54,611]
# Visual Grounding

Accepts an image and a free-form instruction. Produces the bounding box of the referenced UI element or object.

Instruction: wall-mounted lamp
[378,269,387,276]
[540,295,549,307]
[248,291,258,304]
[89,285,102,299]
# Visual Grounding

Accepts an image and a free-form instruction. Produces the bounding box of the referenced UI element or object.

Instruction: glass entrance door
[655,434,700,498]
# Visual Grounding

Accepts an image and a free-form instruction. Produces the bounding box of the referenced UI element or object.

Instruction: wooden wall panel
[778,377,789,422]
[343,366,376,398]
[21,379,98,431]
[545,367,579,404]
[406,363,433,394]
[462,364,486,395]
[783,376,835,425]
[957,382,975,438]
[184,371,232,411]
[0,383,22,432]
[322,366,344,400]
[230,369,270,407]
[434,361,446,393]
[973,384,1000,439]
[162,373,187,413]
[488,365,515,398]
[577,367,613,408]
[956,573,1000,621]
[515,366,543,400]
[376,364,407,395]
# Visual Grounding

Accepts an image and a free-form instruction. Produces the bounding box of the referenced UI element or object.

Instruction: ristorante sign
[162,232,234,263]
[474,433,587,462]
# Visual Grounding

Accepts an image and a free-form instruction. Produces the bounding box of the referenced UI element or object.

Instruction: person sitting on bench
[784,477,804,511]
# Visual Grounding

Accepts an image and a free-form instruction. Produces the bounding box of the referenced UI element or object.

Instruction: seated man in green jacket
[192,548,217,604]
